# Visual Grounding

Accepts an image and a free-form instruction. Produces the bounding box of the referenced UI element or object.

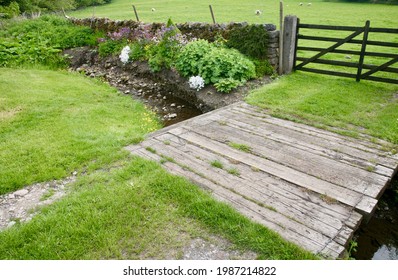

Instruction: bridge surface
[127,102,398,259]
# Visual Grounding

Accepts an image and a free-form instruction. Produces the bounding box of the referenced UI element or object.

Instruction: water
[352,174,398,260]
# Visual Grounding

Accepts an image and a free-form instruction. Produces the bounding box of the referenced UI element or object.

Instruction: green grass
[0,155,314,260]
[70,0,397,83]
[0,67,314,259]
[0,68,160,195]
[227,167,240,176]
[246,72,398,145]
[70,0,398,27]
[210,159,224,169]
[228,142,252,153]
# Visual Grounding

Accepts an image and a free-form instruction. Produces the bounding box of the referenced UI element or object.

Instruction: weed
[347,239,358,259]
[145,147,157,154]
[160,155,176,163]
[366,166,375,172]
[265,205,278,212]
[228,142,252,153]
[227,168,240,176]
[251,166,260,172]
[320,193,337,204]
[210,160,224,169]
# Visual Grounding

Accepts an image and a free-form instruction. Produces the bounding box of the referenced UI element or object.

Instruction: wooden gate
[293,20,398,84]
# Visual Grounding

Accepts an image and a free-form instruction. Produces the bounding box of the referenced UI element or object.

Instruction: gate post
[282,15,298,74]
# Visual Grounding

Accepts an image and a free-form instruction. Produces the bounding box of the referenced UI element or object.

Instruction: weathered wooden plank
[136,146,345,258]
[198,121,389,198]
[233,103,398,164]
[217,111,395,178]
[132,143,353,258]
[173,128,377,215]
[151,134,358,239]
[238,102,398,152]
[156,132,363,227]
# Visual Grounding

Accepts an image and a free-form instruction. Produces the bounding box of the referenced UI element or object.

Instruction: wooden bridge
[127,102,398,259]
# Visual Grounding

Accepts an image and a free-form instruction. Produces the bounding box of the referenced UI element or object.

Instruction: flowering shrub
[119,46,130,64]
[146,19,188,72]
[188,76,205,91]
[176,40,256,93]
[108,27,131,41]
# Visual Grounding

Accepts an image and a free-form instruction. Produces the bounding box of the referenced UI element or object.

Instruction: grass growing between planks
[0,156,315,259]
[0,68,160,195]
[246,72,398,146]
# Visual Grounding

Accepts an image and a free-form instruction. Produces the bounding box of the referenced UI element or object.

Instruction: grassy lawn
[0,68,314,259]
[70,0,398,27]
[0,68,160,195]
[246,72,398,146]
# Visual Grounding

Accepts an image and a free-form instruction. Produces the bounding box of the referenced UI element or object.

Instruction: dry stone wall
[70,18,280,69]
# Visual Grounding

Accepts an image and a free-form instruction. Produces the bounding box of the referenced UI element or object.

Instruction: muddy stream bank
[65,47,271,126]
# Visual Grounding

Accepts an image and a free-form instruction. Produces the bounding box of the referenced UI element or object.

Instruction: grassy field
[0,68,314,259]
[70,0,398,27]
[0,68,159,195]
[246,72,398,145]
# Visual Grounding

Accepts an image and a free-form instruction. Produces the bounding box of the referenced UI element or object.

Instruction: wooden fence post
[132,5,139,22]
[209,5,216,24]
[278,1,284,75]
[282,15,298,74]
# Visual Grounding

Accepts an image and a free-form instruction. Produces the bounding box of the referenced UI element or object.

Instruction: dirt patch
[0,173,77,231]
[0,106,22,121]
[181,237,257,260]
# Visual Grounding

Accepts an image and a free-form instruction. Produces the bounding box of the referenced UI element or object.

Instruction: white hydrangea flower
[119,46,131,64]
[188,76,205,91]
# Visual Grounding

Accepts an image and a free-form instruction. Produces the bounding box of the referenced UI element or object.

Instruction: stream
[352,174,398,260]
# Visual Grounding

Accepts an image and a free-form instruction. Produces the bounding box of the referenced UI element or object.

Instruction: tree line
[0,0,112,17]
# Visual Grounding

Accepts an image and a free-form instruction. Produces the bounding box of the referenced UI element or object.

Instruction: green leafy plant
[98,39,126,57]
[146,19,185,72]
[175,39,213,77]
[0,15,102,68]
[0,1,20,18]
[252,59,275,77]
[214,78,242,93]
[128,41,147,61]
[198,47,256,85]
[177,40,256,92]
[226,24,269,60]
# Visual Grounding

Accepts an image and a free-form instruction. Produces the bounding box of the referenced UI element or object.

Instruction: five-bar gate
[293,20,398,84]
